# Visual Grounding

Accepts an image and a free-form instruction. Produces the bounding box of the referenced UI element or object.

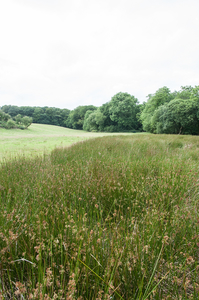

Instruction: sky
[0,0,199,110]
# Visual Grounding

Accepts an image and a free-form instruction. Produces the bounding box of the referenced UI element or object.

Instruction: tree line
[0,95,142,132]
[0,110,32,129]
[1,85,199,134]
[0,105,70,129]
[140,85,199,135]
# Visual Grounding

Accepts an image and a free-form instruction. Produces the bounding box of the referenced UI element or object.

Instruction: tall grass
[0,134,198,299]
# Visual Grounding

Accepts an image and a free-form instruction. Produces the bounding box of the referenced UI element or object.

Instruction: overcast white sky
[0,0,199,110]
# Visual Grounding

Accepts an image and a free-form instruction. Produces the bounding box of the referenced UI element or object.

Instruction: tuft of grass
[0,133,198,299]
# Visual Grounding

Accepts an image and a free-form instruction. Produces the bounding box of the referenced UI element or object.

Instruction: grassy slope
[0,123,140,161]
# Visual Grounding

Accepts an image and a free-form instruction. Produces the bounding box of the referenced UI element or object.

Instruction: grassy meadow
[0,123,135,162]
[0,124,95,161]
[0,128,199,299]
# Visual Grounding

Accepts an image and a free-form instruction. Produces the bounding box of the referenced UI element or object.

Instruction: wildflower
[186,256,195,265]
[66,273,76,299]
[14,282,26,296]
[59,265,65,275]
[45,267,53,287]
[143,245,149,254]
[96,290,104,300]
[163,235,169,244]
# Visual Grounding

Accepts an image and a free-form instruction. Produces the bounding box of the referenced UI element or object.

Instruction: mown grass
[0,134,198,299]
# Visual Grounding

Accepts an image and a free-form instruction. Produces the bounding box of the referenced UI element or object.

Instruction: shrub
[5,119,16,129]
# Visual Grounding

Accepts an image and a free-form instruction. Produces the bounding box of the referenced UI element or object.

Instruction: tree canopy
[82,92,142,132]
[140,86,176,132]
[1,105,70,128]
[2,84,199,134]
[65,105,97,130]
[0,111,32,129]
[140,85,199,135]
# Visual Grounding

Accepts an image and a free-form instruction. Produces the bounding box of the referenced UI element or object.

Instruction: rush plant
[0,134,198,299]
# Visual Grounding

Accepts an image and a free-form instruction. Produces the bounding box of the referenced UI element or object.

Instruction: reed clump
[0,134,198,299]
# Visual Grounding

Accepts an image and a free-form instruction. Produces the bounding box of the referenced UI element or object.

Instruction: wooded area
[1,85,199,134]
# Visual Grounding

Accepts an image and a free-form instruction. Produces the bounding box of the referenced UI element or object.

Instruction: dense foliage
[2,84,199,134]
[65,105,97,130]
[1,93,143,132]
[1,105,70,128]
[140,85,199,134]
[83,93,142,132]
[0,110,32,129]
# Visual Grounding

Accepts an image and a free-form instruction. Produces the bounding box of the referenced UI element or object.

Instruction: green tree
[83,110,98,131]
[83,109,106,131]
[135,103,146,132]
[1,105,70,128]
[5,119,16,129]
[66,105,97,129]
[175,86,193,100]
[151,105,168,134]
[99,102,117,131]
[151,99,199,134]
[0,110,11,122]
[1,105,11,114]
[21,116,32,128]
[33,107,43,123]
[60,108,70,127]
[45,107,54,123]
[7,106,20,117]
[15,114,22,125]
[95,109,106,131]
[108,92,139,131]
[140,86,175,132]
[190,85,199,103]
[20,106,35,117]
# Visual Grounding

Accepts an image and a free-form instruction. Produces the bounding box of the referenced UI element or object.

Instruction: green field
[0,123,137,161]
[0,127,199,299]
